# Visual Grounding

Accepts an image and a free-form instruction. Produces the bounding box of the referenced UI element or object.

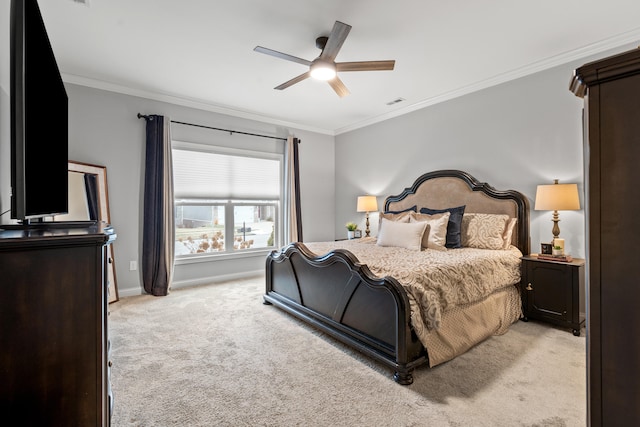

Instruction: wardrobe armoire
[570,48,640,426]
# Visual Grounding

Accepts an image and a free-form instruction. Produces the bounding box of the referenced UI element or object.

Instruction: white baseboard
[114,270,264,299]
[116,288,145,299]
[170,270,264,290]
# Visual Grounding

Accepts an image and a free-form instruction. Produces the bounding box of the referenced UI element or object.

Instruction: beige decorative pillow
[502,218,518,249]
[378,211,412,229]
[410,212,450,251]
[376,218,429,251]
[461,213,510,250]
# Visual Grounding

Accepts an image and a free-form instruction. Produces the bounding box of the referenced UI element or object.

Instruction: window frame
[172,140,283,264]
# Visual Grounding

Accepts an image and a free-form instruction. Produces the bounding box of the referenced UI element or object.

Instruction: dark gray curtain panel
[142,115,175,296]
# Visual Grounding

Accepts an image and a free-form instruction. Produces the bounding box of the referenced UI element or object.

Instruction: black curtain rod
[137,113,289,142]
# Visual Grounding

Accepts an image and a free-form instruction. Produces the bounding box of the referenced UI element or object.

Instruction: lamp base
[365,212,371,237]
[551,210,561,240]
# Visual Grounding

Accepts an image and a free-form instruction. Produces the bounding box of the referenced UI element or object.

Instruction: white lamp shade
[356,195,378,212]
[534,183,580,211]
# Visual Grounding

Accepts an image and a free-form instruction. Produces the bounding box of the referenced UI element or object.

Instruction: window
[172,141,282,258]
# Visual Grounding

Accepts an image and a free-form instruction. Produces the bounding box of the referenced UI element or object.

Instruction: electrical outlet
[129,261,137,271]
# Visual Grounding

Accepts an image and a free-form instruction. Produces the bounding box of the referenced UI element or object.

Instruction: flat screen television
[10,0,68,223]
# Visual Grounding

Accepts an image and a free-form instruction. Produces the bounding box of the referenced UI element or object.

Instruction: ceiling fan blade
[320,21,351,61]
[328,76,350,98]
[274,72,311,90]
[254,46,312,67]
[336,60,395,72]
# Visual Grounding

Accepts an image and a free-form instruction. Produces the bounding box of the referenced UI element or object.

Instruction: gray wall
[333,50,632,259]
[2,11,635,297]
[60,84,335,297]
[0,62,335,298]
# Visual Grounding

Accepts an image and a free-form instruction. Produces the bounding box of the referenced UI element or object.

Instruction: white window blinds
[173,147,280,200]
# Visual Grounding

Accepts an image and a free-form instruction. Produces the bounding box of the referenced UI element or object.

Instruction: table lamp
[357,195,378,237]
[534,179,580,249]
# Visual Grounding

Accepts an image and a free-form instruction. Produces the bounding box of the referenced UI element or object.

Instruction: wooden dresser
[0,222,116,426]
[571,48,640,426]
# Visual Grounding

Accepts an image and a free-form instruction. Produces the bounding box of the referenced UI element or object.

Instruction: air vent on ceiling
[71,0,90,6]
[386,97,405,106]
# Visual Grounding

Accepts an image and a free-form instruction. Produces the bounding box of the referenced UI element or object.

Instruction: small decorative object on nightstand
[345,222,358,240]
[521,255,585,336]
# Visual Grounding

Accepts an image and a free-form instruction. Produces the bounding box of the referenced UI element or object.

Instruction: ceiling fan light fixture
[255,21,394,97]
[310,59,336,81]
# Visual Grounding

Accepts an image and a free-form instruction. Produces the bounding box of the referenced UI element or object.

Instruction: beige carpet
[109,276,586,426]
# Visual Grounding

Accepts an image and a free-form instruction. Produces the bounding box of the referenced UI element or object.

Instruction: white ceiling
[39,0,640,135]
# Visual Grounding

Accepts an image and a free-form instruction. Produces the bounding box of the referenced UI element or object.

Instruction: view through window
[172,142,281,257]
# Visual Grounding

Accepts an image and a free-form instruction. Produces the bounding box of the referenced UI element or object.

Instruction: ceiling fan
[254,21,395,98]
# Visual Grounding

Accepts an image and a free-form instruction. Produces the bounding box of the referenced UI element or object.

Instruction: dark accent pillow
[419,205,466,248]
[385,205,417,214]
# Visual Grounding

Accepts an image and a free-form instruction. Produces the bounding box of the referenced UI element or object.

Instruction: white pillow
[377,218,428,251]
[409,212,450,251]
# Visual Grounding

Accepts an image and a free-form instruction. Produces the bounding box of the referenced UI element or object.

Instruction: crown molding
[334,29,640,135]
[61,73,335,136]
[62,27,640,138]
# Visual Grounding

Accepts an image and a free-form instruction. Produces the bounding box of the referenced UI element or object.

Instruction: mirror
[64,161,119,303]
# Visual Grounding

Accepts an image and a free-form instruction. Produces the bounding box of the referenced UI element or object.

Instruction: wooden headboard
[384,170,530,255]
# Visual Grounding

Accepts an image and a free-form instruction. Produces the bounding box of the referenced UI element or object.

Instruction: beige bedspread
[304,237,522,344]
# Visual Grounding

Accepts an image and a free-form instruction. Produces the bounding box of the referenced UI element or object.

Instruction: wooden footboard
[264,242,428,384]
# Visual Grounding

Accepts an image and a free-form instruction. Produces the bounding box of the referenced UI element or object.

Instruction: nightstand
[521,255,585,336]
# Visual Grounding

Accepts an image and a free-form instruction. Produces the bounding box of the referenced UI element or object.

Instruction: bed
[264,170,530,384]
